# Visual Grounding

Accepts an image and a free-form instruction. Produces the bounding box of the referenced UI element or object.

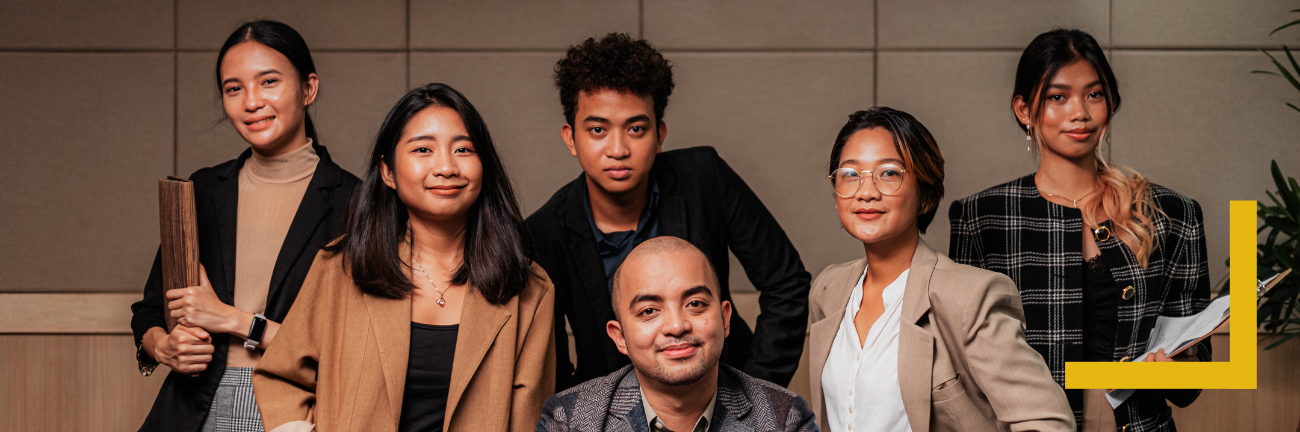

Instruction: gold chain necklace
[412,255,448,306]
[1041,180,1101,208]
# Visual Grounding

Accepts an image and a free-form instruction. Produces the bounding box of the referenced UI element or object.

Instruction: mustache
[655,335,704,351]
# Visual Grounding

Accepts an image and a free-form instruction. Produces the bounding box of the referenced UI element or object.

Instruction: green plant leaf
[1284,46,1300,77]
[1262,50,1300,92]
[1273,161,1300,215]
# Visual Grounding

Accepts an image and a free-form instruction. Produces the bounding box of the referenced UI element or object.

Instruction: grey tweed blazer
[535,364,818,432]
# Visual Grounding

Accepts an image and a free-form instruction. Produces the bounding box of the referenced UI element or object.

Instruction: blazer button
[1093,226,1112,242]
[1122,286,1136,300]
[1121,424,1129,432]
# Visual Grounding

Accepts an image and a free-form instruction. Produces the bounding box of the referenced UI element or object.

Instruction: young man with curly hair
[527,33,812,392]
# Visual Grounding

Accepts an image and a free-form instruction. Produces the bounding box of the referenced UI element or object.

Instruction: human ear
[720,300,732,338]
[606,320,629,356]
[1012,95,1032,128]
[301,72,319,107]
[561,124,578,157]
[655,120,667,153]
[380,156,397,190]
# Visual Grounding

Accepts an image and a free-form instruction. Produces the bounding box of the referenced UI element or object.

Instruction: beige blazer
[252,249,556,432]
[808,239,1074,432]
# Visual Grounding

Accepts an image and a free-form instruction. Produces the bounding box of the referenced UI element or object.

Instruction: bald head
[611,237,720,317]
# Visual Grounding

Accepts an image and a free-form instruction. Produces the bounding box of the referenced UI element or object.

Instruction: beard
[639,335,721,387]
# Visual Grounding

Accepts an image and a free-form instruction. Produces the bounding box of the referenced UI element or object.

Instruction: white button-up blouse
[821,266,912,432]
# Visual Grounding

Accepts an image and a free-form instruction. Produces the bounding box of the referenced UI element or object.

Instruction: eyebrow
[221,69,282,87]
[405,134,472,144]
[582,115,609,124]
[840,157,905,167]
[681,285,714,300]
[628,293,663,309]
[1048,80,1101,91]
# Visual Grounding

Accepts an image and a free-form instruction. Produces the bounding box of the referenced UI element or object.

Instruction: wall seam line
[173,0,179,176]
[872,0,878,106]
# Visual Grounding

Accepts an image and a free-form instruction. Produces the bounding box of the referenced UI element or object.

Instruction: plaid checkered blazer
[948,174,1212,432]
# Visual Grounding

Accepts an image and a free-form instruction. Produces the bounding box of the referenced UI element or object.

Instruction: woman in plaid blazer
[948,29,1212,432]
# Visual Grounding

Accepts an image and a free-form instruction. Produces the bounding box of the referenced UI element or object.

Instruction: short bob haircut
[828,107,946,233]
[326,83,536,303]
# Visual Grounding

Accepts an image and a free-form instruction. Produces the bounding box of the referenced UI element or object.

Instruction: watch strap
[244,313,267,350]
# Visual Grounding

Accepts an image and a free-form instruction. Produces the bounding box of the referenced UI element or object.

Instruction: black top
[527,146,812,390]
[399,322,459,432]
[582,174,661,291]
[1081,256,1120,362]
[129,144,359,432]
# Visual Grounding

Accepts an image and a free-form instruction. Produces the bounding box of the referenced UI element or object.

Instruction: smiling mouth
[660,344,699,359]
[428,185,466,196]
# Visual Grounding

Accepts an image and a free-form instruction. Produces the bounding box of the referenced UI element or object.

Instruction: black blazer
[948,174,1211,432]
[129,143,358,432]
[527,146,811,390]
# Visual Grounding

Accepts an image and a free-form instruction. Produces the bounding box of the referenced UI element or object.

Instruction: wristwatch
[137,341,158,376]
[244,313,267,350]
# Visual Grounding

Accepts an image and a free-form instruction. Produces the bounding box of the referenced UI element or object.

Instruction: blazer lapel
[362,290,412,425]
[807,257,865,411]
[212,151,248,303]
[654,165,688,239]
[444,286,511,425]
[898,239,938,432]
[557,181,618,333]
[266,145,341,303]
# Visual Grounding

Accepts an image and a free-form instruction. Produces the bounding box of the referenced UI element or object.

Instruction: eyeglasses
[828,164,908,198]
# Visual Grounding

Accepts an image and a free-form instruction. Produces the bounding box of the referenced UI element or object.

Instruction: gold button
[1122,286,1136,300]
[1122,425,1129,432]
[1120,356,1130,362]
[1093,226,1111,242]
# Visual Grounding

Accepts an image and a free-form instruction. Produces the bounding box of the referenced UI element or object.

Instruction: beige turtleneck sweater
[227,140,318,368]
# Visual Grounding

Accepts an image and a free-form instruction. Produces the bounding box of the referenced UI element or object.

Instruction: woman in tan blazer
[808,107,1073,432]
[252,83,555,432]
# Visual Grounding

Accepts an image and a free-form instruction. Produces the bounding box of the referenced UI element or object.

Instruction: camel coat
[808,239,1074,432]
[252,249,555,432]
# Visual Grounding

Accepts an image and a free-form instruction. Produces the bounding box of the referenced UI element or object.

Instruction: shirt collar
[581,173,660,244]
[640,385,717,432]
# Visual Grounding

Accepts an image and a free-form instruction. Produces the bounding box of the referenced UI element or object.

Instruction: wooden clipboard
[159,176,199,332]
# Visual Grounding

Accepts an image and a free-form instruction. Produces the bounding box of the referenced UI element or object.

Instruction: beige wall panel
[1169,334,1300,431]
[875,51,1038,255]
[408,52,576,214]
[0,0,173,50]
[877,0,1109,49]
[0,53,173,292]
[1114,0,1300,48]
[176,52,407,177]
[644,0,873,49]
[666,52,873,292]
[410,0,639,49]
[0,335,165,431]
[1109,51,1300,286]
[0,294,135,334]
[177,0,406,50]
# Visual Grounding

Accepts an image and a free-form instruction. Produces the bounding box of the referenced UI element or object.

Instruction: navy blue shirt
[582,175,661,291]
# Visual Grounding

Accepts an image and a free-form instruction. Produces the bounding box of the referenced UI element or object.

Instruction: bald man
[536,237,817,432]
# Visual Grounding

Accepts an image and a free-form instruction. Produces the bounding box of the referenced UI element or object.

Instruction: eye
[1048,94,1065,101]
[629,126,645,133]
[879,167,902,179]
[454,146,476,154]
[687,300,707,308]
[224,85,241,94]
[637,307,658,317]
[589,127,605,134]
[263,78,278,86]
[1088,91,1104,99]
[413,147,431,153]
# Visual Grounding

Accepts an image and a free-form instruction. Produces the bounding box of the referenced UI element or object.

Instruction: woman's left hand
[1142,346,1199,362]
[167,264,239,334]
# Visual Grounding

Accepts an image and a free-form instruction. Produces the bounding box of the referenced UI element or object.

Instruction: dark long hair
[1013,29,1160,267]
[325,83,536,303]
[828,107,945,233]
[216,20,320,145]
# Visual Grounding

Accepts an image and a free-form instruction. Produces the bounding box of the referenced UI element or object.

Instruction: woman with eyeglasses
[807,107,1074,432]
[949,29,1211,432]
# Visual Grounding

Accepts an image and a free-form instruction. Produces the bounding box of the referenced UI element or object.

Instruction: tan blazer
[808,239,1074,432]
[252,249,556,432]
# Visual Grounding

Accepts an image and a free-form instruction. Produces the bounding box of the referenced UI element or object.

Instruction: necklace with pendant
[413,256,448,306]
[1041,179,1101,208]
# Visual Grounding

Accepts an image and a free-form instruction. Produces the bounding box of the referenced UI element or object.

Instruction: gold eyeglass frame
[827,164,909,198]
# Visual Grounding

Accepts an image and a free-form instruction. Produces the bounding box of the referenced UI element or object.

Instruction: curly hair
[555,33,675,126]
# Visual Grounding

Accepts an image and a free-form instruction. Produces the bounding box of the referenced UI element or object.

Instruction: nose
[430,148,459,178]
[605,129,631,160]
[244,87,265,112]
[855,172,883,202]
[661,306,692,338]
[1067,96,1091,123]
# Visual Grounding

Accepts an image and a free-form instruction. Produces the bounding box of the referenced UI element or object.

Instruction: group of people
[129,20,1211,432]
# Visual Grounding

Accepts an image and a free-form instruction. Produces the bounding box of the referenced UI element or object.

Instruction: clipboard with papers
[1105,269,1291,408]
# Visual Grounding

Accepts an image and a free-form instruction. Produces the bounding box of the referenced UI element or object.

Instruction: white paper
[1104,294,1231,408]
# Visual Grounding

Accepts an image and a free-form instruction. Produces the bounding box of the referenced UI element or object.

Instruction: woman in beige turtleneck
[129,21,359,432]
